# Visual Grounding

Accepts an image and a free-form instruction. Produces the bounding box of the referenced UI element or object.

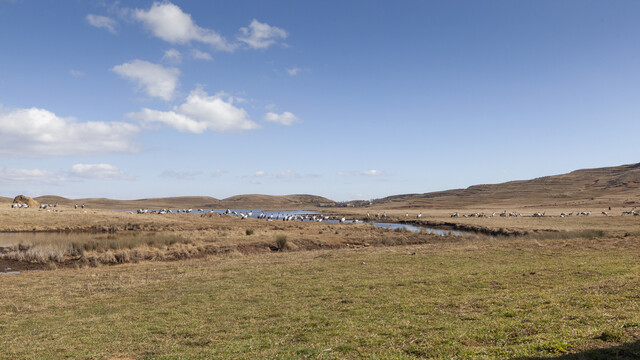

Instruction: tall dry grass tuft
[4,232,191,265]
[275,235,288,251]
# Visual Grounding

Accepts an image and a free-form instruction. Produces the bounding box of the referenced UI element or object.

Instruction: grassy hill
[371,163,640,209]
[7,163,640,210]
[34,196,220,210]
[31,194,332,210]
[218,194,332,209]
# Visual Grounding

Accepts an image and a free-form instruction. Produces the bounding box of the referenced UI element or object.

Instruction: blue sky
[0,1,639,201]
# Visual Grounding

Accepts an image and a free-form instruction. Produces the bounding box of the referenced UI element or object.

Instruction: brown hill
[34,196,220,210]
[31,194,332,210]
[219,194,333,209]
[372,163,640,209]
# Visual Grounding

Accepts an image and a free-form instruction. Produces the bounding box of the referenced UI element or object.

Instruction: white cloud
[133,2,236,51]
[362,169,385,176]
[286,67,301,76]
[0,106,139,157]
[211,169,226,177]
[69,70,85,78]
[160,170,202,180]
[162,49,182,64]
[0,166,65,184]
[128,87,259,133]
[254,170,266,177]
[86,14,117,34]
[263,111,301,126]
[275,170,319,179]
[191,49,213,60]
[70,164,134,180]
[237,19,288,49]
[111,60,180,101]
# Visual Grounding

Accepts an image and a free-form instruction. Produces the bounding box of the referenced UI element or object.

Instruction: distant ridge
[370,163,640,209]
[29,194,332,210]
[3,163,639,210]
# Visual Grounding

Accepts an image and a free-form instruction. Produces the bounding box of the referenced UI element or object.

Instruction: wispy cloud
[111,60,180,101]
[192,49,213,60]
[70,163,134,180]
[286,67,301,76]
[275,170,319,179]
[362,169,386,176]
[263,111,301,126]
[69,70,85,78]
[86,14,117,34]
[160,170,203,180]
[0,166,65,184]
[237,19,287,49]
[338,170,390,177]
[162,49,182,64]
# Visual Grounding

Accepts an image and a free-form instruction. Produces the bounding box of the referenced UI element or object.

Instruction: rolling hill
[4,163,639,210]
[29,194,333,210]
[370,163,640,209]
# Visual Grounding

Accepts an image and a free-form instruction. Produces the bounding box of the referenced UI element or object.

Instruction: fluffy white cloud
[254,170,266,177]
[111,60,180,101]
[134,2,235,51]
[70,164,134,180]
[128,88,259,133]
[162,49,182,64]
[263,111,301,126]
[86,14,117,34]
[0,167,64,184]
[237,19,287,49]
[0,106,139,157]
[192,49,213,60]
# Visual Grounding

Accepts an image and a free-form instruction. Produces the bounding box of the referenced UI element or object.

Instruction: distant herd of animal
[8,202,639,219]
[450,209,639,218]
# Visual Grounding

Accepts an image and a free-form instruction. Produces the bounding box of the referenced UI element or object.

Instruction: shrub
[275,235,288,250]
[245,229,254,236]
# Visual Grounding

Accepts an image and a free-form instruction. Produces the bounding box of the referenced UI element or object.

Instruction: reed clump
[4,232,192,265]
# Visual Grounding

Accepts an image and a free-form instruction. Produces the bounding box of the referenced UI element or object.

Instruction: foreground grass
[1,238,639,359]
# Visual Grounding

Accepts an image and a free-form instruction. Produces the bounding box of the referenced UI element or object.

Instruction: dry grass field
[1,235,639,359]
[1,163,639,359]
[1,205,639,359]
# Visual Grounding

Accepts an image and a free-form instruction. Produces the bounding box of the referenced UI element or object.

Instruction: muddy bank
[397,219,528,237]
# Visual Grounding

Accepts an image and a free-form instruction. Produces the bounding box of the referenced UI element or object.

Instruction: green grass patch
[1,241,639,359]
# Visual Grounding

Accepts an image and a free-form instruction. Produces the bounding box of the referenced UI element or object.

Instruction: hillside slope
[219,194,332,209]
[372,163,640,209]
[34,196,220,210]
[31,194,332,210]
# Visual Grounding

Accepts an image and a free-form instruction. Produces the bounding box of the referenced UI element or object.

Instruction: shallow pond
[122,208,475,237]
